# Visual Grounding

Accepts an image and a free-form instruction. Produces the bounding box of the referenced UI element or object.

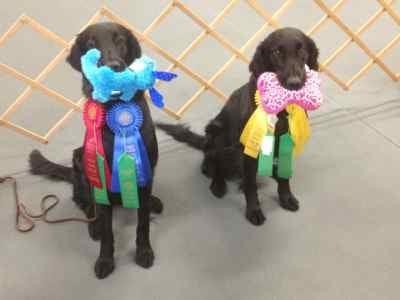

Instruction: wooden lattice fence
[0,0,398,143]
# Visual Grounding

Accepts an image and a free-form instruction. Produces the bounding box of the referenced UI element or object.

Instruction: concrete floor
[1,1,400,299]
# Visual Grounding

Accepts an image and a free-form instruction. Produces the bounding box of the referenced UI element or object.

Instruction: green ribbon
[118,153,139,208]
[93,153,110,205]
[258,134,274,177]
[257,133,294,179]
[277,133,294,179]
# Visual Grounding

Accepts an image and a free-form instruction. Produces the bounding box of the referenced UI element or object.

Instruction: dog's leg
[209,137,228,198]
[72,148,91,211]
[243,155,266,225]
[206,120,227,198]
[276,178,299,211]
[149,195,163,214]
[94,204,115,279]
[72,148,102,240]
[135,186,154,268]
[87,204,102,241]
[274,111,299,212]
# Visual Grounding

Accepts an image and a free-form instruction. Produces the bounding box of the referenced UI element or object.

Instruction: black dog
[157,27,319,226]
[29,22,163,279]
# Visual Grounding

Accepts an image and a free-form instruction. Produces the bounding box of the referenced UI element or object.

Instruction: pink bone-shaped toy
[257,65,323,114]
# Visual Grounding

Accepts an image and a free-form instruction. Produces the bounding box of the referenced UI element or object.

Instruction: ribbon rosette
[83,100,111,188]
[257,65,323,114]
[106,102,152,208]
[83,100,112,205]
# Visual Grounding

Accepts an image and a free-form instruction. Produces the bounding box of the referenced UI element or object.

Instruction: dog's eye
[273,49,282,57]
[114,35,126,45]
[86,39,96,49]
[296,42,303,51]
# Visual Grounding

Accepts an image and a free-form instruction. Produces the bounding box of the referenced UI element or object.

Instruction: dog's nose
[106,60,125,72]
[286,77,303,90]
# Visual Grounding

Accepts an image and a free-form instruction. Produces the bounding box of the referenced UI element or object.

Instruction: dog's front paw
[246,208,266,226]
[88,221,101,241]
[279,193,299,212]
[150,195,163,214]
[210,180,227,198]
[94,257,115,279]
[135,246,154,269]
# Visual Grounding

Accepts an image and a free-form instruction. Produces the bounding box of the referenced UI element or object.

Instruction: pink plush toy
[257,65,323,114]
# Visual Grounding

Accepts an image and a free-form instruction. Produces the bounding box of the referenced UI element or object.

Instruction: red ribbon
[83,99,111,189]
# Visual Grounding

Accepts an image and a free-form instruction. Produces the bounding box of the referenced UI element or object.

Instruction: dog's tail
[156,123,206,150]
[29,150,74,184]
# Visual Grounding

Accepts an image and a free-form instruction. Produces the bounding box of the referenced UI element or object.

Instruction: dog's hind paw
[94,257,115,279]
[210,180,227,198]
[279,193,299,212]
[135,246,154,269]
[150,195,163,214]
[246,208,266,226]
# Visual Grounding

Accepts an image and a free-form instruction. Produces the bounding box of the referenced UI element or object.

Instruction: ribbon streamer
[83,100,111,189]
[106,102,152,193]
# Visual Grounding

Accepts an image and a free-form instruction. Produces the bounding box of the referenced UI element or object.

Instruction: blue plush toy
[80,48,177,107]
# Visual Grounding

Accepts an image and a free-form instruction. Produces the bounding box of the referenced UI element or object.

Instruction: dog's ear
[305,35,319,71]
[122,27,141,66]
[66,33,84,72]
[249,38,273,79]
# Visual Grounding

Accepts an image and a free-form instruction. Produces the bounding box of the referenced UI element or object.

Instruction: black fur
[29,150,73,183]
[29,22,163,279]
[157,28,319,225]
[156,123,206,150]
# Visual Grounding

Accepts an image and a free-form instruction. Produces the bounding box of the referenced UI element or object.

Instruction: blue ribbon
[106,102,152,192]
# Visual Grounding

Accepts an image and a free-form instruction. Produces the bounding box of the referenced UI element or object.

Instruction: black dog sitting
[29,22,163,279]
[157,28,319,226]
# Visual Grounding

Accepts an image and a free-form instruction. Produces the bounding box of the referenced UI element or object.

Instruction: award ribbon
[83,99,111,205]
[106,102,152,208]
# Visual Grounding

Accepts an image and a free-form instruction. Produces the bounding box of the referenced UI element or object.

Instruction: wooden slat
[177,0,295,116]
[151,0,238,116]
[314,0,398,81]
[307,0,347,36]
[1,0,399,142]
[164,0,238,73]
[1,10,102,120]
[245,0,287,28]
[23,16,69,48]
[174,0,250,63]
[0,63,81,110]
[322,0,395,68]
[0,15,25,47]
[0,48,69,119]
[101,6,228,100]
[346,33,400,86]
[149,0,238,117]
[0,118,48,144]
[377,0,400,25]
[44,97,85,140]
[142,1,175,37]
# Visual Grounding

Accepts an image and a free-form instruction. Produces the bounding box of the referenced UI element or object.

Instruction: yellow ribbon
[286,103,310,156]
[240,106,269,158]
[240,91,310,158]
